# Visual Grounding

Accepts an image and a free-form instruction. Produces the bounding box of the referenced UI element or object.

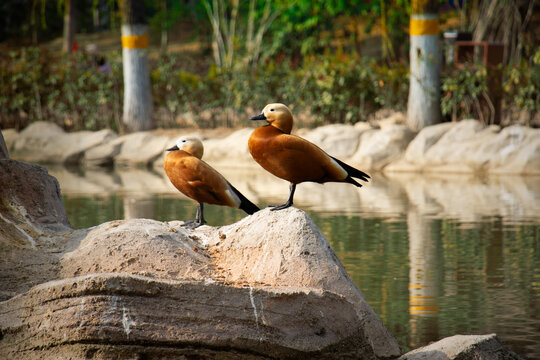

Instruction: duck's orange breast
[164,150,239,207]
[248,126,347,184]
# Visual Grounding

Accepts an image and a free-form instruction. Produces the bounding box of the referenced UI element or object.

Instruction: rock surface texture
[399,334,523,360]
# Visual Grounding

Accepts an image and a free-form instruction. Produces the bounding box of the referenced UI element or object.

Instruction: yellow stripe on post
[121,34,149,49]
[410,18,439,36]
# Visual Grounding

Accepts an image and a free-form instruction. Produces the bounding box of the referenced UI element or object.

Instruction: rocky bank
[3,116,540,174]
[0,156,526,358]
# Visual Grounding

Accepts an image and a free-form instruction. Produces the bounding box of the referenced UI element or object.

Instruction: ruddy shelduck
[164,136,259,226]
[249,103,370,210]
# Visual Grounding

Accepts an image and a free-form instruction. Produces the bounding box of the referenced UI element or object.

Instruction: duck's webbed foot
[270,183,296,211]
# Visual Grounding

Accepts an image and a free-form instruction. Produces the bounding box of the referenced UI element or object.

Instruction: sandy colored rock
[302,124,367,159]
[0,274,373,360]
[404,122,454,165]
[0,159,75,300]
[12,122,117,165]
[373,111,406,129]
[387,121,540,175]
[203,128,255,166]
[1,128,19,155]
[399,334,523,360]
[83,136,124,167]
[351,124,415,170]
[0,159,71,237]
[487,125,540,175]
[114,132,175,167]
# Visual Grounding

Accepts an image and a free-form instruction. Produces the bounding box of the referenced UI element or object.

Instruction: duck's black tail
[229,183,260,215]
[331,156,371,187]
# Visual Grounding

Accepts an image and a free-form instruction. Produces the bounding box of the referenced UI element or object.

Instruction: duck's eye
[270,109,275,112]
[182,139,187,143]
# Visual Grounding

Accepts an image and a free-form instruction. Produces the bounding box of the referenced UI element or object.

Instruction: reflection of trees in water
[408,209,442,348]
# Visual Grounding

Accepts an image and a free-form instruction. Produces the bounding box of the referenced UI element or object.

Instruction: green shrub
[441,64,489,122]
[4,46,536,132]
[503,47,540,116]
[0,47,123,131]
[442,50,539,124]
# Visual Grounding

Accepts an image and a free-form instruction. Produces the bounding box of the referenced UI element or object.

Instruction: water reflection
[408,210,442,348]
[47,165,540,358]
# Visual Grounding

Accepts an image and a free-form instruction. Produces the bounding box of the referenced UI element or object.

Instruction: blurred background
[0,0,538,132]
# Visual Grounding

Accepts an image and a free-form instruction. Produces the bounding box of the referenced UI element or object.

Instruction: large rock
[0,159,71,238]
[350,124,415,170]
[1,274,368,360]
[386,121,540,175]
[114,132,175,167]
[0,159,73,300]
[487,125,540,175]
[399,334,523,360]
[83,136,125,167]
[12,121,117,165]
[0,164,402,359]
[203,128,255,167]
[302,124,367,159]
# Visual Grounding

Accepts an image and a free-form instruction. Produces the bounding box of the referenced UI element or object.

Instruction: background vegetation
[0,0,538,131]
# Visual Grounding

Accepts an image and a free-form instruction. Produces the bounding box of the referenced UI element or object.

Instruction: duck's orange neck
[270,118,293,134]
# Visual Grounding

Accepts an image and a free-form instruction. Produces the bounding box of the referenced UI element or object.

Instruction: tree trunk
[62,0,76,54]
[121,0,154,133]
[160,0,168,54]
[407,0,441,131]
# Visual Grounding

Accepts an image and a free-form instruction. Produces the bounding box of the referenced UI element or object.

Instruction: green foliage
[442,51,540,124]
[0,47,123,131]
[150,51,409,127]
[441,64,488,122]
[3,46,537,131]
[503,47,540,114]
[301,53,408,124]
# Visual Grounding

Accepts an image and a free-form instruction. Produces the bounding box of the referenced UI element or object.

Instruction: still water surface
[50,165,540,358]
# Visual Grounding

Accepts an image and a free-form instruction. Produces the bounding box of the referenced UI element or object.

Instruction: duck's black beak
[167,145,179,151]
[250,113,267,121]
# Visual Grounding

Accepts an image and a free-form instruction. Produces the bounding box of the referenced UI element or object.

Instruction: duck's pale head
[167,136,204,159]
[250,103,293,134]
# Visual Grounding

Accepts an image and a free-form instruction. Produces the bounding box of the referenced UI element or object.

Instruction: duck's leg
[195,203,207,226]
[271,183,296,211]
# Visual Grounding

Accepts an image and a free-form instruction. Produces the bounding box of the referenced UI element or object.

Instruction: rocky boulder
[0,159,73,301]
[399,334,523,360]
[203,128,255,167]
[350,124,416,170]
[114,132,175,167]
[386,121,540,175]
[1,210,402,359]
[11,121,117,165]
[302,124,367,159]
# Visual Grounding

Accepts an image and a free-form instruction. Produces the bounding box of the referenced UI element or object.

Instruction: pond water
[48,165,540,358]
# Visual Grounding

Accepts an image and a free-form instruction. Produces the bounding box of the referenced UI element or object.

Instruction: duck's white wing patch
[225,187,242,208]
[330,157,349,179]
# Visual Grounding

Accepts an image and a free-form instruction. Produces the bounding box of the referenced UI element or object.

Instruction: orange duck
[249,103,370,210]
[164,136,259,226]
